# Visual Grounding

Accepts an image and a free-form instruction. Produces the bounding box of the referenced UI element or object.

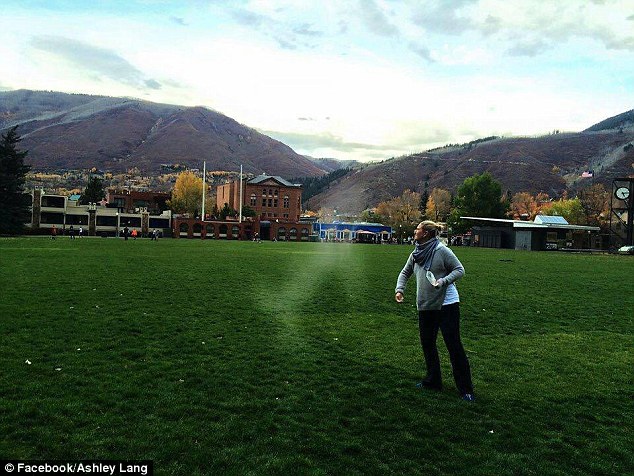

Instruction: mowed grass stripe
[0,238,632,475]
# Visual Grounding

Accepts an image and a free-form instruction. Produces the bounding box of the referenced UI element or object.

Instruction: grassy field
[0,237,632,475]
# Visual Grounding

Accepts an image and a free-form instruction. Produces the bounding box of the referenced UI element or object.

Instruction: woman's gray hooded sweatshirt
[395,242,465,311]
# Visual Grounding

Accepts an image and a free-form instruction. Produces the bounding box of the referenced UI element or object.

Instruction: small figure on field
[79,227,84,238]
[51,225,57,240]
[395,220,475,402]
[123,227,129,240]
[131,229,138,240]
[69,225,75,239]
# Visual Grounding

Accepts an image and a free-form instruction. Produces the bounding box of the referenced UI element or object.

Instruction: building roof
[315,222,392,233]
[460,216,599,232]
[534,215,568,225]
[248,174,299,187]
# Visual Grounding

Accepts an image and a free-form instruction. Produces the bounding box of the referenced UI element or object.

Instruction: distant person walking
[131,229,138,240]
[51,225,57,240]
[395,220,475,402]
[79,227,84,238]
[69,225,76,239]
[123,227,129,240]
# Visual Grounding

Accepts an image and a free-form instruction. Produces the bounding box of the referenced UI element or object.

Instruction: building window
[283,213,289,219]
[40,212,65,224]
[269,189,273,196]
[150,218,169,228]
[277,227,286,240]
[96,216,117,227]
[41,196,65,208]
[273,199,278,207]
[179,223,189,233]
[289,228,297,239]
[232,225,239,238]
[274,189,278,197]
[250,194,257,206]
[301,228,309,241]
[268,198,272,207]
[193,223,202,234]
[219,224,228,238]
[262,198,267,207]
[206,224,215,237]
[283,195,289,208]
[66,215,89,225]
[120,217,141,227]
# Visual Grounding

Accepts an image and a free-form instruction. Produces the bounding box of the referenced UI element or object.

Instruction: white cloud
[1,0,633,162]
[357,0,400,37]
[30,35,162,91]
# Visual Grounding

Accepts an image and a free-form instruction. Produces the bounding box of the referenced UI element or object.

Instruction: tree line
[353,173,612,239]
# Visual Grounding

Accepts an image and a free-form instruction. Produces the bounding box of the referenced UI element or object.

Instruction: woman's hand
[395,292,404,303]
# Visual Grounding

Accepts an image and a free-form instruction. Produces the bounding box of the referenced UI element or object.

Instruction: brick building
[217,174,302,222]
[174,174,310,241]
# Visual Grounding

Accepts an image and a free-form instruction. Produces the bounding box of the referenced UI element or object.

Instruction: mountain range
[306,113,634,212]
[0,89,326,178]
[1,90,632,213]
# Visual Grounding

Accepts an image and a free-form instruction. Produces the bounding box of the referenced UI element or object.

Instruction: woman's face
[414,225,427,242]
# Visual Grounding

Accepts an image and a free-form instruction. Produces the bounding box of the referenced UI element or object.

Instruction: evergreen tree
[419,189,429,218]
[0,126,31,235]
[241,205,257,217]
[80,176,105,205]
[219,203,237,219]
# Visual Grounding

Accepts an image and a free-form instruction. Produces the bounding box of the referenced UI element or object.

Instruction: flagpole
[201,161,206,220]
[239,164,243,223]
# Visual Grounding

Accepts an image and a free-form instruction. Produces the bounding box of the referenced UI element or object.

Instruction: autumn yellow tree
[376,190,422,241]
[376,190,421,224]
[508,192,539,220]
[541,198,586,224]
[167,171,211,216]
[399,189,422,225]
[425,188,452,221]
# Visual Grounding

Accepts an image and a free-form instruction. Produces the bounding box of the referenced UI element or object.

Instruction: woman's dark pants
[418,303,474,394]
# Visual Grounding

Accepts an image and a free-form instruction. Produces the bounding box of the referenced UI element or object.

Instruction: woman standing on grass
[395,220,475,402]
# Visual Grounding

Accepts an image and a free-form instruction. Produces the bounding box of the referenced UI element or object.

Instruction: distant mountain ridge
[0,89,329,178]
[307,126,634,213]
[584,109,634,132]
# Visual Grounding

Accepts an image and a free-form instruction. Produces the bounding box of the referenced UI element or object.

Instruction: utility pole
[201,161,206,220]
[239,165,243,223]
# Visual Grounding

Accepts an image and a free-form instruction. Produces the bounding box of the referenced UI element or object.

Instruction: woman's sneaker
[461,393,476,402]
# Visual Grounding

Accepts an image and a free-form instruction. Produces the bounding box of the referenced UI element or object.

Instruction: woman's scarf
[412,238,439,270]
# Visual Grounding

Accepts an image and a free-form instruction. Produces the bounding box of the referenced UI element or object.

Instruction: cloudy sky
[2,0,634,162]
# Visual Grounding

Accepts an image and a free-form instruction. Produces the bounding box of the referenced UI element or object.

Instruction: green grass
[0,238,632,475]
